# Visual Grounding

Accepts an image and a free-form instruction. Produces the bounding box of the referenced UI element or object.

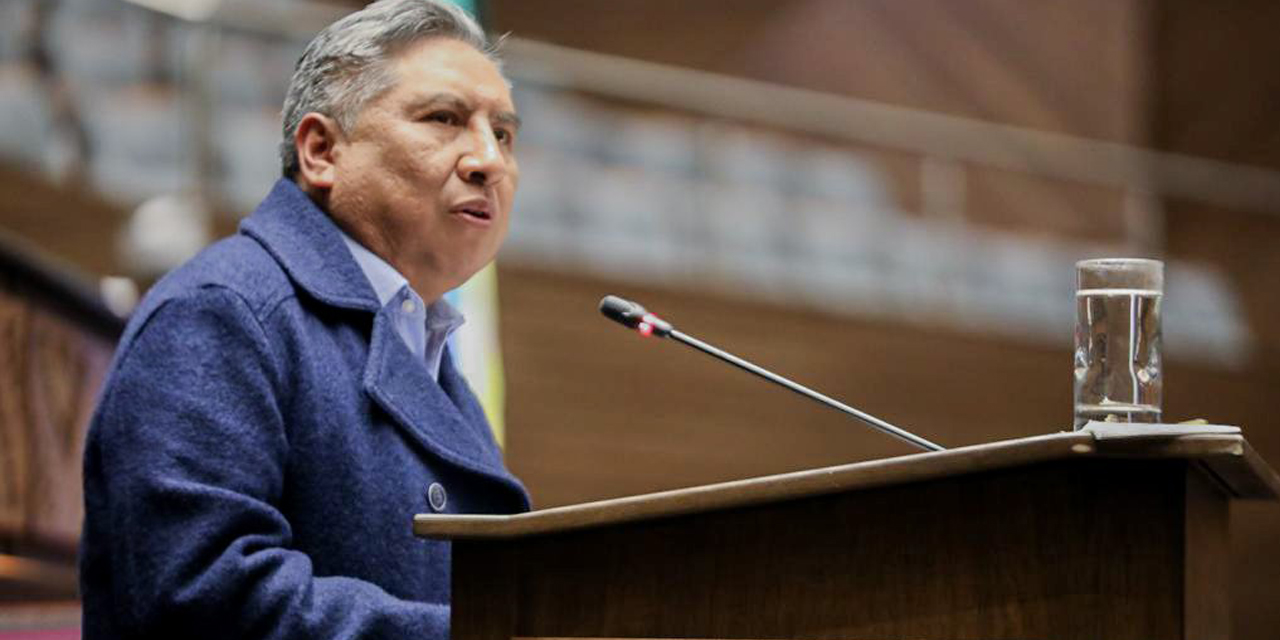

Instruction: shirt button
[401,298,416,314]
[427,482,447,512]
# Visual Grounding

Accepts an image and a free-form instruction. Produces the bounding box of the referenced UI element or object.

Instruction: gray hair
[279,0,496,177]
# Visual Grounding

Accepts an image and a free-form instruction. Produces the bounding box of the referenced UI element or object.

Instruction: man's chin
[445,257,498,292]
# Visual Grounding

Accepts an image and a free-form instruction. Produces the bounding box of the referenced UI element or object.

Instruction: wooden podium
[416,425,1279,640]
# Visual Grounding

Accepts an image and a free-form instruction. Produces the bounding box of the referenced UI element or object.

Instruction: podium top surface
[414,424,1280,541]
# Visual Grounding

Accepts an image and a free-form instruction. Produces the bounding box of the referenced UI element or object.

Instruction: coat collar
[239,178,382,313]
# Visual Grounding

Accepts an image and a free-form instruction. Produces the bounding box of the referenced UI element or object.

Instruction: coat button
[427,482,448,512]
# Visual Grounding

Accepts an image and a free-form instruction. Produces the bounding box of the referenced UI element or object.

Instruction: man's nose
[456,122,508,187]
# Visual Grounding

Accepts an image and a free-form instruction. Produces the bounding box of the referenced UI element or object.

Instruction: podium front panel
[451,458,1226,640]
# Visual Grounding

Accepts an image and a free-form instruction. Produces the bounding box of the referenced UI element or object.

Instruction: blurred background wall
[1,0,1278,637]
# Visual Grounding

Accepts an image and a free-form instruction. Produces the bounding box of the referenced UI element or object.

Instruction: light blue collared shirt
[339,231,464,381]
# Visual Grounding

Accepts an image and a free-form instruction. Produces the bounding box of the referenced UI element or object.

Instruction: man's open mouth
[459,208,491,220]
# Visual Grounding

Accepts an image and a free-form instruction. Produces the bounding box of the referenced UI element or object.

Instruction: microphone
[598,295,945,452]
[599,295,672,337]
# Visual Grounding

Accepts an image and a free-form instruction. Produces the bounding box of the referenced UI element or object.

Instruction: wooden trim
[0,554,78,595]
[0,602,81,631]
[0,229,124,340]
[1205,439,1280,498]
[417,428,1277,540]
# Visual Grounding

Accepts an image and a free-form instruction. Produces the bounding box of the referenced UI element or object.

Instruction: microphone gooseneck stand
[598,295,945,453]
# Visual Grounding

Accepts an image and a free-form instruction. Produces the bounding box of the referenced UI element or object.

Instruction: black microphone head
[599,295,675,337]
[599,295,643,328]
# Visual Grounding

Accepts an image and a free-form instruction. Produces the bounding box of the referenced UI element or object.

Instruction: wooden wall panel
[491,0,1152,245]
[0,288,114,551]
[490,0,1151,144]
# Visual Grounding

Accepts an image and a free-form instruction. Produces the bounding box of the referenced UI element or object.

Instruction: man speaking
[79,1,529,637]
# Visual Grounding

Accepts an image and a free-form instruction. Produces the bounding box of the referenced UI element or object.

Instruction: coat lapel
[437,346,494,441]
[363,306,528,499]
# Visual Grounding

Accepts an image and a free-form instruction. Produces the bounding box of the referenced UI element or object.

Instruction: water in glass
[1073,287,1162,427]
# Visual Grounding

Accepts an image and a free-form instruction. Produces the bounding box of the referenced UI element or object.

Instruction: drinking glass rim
[1075,257,1164,270]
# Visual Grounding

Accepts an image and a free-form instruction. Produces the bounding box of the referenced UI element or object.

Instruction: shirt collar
[427,294,466,332]
[337,226,466,383]
[336,228,465,330]
[338,230,409,308]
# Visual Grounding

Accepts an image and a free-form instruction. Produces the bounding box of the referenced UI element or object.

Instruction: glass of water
[1073,258,1163,428]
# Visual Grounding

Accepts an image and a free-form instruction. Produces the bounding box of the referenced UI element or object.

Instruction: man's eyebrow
[406,92,468,113]
[406,92,520,130]
[493,111,522,132]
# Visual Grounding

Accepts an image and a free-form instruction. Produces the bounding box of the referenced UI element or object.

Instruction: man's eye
[425,111,460,125]
[494,128,515,145]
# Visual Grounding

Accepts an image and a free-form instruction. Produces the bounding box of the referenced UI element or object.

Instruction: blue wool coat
[80,179,530,639]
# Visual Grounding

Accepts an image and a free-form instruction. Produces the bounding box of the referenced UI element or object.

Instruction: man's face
[328,37,519,298]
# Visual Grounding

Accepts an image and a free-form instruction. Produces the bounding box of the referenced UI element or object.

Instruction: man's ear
[295,112,344,190]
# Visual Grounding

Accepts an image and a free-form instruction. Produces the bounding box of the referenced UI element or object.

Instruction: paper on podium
[1080,421,1242,440]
